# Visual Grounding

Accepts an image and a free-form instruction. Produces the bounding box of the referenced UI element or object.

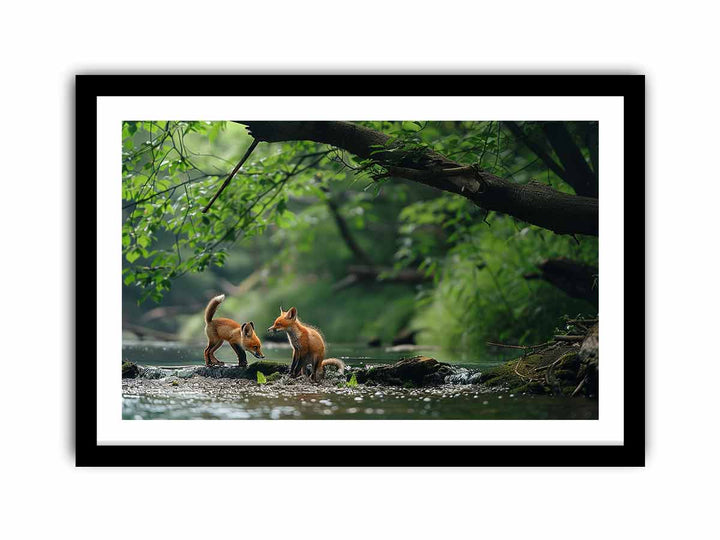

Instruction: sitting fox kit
[268,306,344,382]
[203,294,264,367]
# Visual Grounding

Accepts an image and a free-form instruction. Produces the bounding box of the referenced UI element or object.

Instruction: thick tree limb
[524,257,598,305]
[584,122,599,176]
[235,121,598,236]
[347,265,430,283]
[331,265,430,291]
[122,322,178,341]
[541,123,598,198]
[503,121,567,181]
[505,121,598,198]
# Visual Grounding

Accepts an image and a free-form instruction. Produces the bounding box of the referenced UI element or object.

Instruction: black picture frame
[77,74,645,467]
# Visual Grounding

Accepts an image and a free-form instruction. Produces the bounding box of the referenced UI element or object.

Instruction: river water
[122,340,598,420]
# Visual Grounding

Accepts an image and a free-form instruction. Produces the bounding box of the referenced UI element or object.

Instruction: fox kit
[203,294,265,367]
[267,306,344,382]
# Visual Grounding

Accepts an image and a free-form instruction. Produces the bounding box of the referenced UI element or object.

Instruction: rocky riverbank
[121,329,599,420]
[123,328,598,399]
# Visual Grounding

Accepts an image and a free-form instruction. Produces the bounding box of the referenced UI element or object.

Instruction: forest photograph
[121,119,600,421]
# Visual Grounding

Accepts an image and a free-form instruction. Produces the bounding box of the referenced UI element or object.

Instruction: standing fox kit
[268,306,344,382]
[204,294,264,367]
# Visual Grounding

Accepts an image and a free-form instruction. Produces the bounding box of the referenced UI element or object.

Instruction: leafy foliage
[406,208,597,353]
[122,121,329,303]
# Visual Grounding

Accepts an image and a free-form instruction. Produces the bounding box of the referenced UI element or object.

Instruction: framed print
[77,74,644,466]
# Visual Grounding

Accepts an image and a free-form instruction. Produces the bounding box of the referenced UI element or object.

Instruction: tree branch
[331,265,431,291]
[322,188,373,265]
[202,138,259,213]
[524,257,598,305]
[504,121,599,198]
[541,123,598,198]
[503,121,567,181]
[235,121,598,236]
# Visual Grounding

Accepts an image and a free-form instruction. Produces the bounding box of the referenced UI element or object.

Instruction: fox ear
[241,322,253,337]
[279,304,284,314]
[248,321,255,331]
[286,307,297,320]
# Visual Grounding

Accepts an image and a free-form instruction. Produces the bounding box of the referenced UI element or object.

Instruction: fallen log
[122,322,178,341]
[354,356,454,387]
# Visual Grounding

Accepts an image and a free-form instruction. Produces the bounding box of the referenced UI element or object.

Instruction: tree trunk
[323,190,373,265]
[236,121,599,236]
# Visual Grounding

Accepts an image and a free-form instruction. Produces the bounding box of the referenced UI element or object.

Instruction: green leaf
[346,373,357,387]
[256,371,267,384]
[275,210,296,228]
[125,249,141,263]
[136,235,151,248]
[401,121,422,132]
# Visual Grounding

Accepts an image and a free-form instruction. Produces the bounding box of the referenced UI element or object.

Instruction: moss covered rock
[355,356,454,387]
[122,361,140,379]
[479,346,581,395]
[193,361,289,380]
[194,365,248,379]
[480,331,598,397]
[243,361,290,378]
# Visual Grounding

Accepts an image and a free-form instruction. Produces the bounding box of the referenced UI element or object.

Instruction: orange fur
[203,294,264,367]
[267,306,345,382]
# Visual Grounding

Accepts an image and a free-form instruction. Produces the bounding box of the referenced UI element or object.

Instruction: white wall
[1,1,717,538]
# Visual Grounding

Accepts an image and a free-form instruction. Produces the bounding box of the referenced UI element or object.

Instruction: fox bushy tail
[204,294,225,323]
[321,358,345,375]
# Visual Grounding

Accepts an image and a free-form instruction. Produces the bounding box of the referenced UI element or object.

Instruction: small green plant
[256,371,267,385]
[170,380,179,387]
[346,373,358,387]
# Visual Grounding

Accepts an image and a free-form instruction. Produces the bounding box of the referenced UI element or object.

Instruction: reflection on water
[121,341,598,420]
[122,340,514,369]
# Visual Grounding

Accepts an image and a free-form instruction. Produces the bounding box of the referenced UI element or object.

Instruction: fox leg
[230,342,248,368]
[204,340,219,365]
[300,356,315,379]
[310,356,323,382]
[289,348,300,378]
[204,325,224,366]
[207,341,224,366]
[292,354,308,378]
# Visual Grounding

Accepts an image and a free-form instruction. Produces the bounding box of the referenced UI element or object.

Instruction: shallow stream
[122,341,598,420]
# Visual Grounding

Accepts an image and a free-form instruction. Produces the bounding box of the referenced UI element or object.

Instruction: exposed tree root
[481,324,599,397]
